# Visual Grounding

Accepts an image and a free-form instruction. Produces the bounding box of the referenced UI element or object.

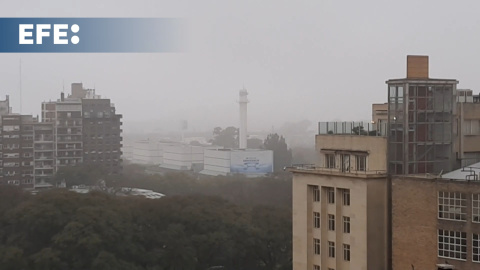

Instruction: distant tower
[239,88,249,149]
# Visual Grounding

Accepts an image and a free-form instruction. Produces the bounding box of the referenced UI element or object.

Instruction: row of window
[313,186,350,206]
[438,230,480,262]
[313,212,350,233]
[6,179,32,185]
[313,239,350,261]
[314,267,336,270]
[324,153,367,172]
[438,191,480,222]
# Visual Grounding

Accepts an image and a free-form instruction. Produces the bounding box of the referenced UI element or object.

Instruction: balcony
[287,164,387,178]
[318,121,387,137]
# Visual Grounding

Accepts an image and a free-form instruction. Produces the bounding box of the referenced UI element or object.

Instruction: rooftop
[441,162,480,181]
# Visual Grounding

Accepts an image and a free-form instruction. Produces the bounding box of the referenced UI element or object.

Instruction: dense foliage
[263,134,293,172]
[0,169,293,270]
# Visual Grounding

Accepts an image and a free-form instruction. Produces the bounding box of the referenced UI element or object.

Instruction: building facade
[291,132,389,270]
[0,114,37,188]
[82,98,122,174]
[392,174,480,270]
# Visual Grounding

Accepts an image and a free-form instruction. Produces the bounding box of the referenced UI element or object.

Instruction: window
[328,241,335,258]
[325,153,335,168]
[355,155,366,171]
[3,125,20,132]
[342,189,350,206]
[340,154,350,172]
[328,214,335,231]
[314,265,320,270]
[327,187,335,204]
[314,238,321,255]
[314,212,320,229]
[473,194,480,223]
[313,186,320,202]
[343,216,350,234]
[343,244,350,261]
[474,234,480,262]
[438,230,466,260]
[438,191,466,221]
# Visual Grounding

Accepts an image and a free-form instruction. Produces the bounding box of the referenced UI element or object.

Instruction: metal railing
[318,121,387,136]
[287,164,387,175]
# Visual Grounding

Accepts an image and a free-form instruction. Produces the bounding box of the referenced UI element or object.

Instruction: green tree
[264,134,292,172]
[249,206,292,270]
[54,164,107,187]
[211,126,239,148]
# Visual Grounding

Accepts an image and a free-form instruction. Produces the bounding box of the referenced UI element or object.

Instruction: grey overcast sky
[1,0,480,133]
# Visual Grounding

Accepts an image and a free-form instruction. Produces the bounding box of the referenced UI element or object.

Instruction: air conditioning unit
[437,264,455,270]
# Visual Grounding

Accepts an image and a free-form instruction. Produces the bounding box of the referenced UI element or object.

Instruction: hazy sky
[2,0,480,133]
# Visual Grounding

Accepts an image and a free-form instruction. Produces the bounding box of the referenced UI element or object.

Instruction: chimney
[407,55,429,79]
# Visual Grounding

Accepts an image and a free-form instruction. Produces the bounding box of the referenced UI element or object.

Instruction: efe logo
[19,24,80,45]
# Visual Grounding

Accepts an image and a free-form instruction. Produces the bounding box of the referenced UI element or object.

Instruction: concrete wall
[456,102,480,165]
[203,149,231,174]
[292,170,387,270]
[366,178,388,270]
[315,135,387,172]
[163,145,205,169]
[372,103,388,124]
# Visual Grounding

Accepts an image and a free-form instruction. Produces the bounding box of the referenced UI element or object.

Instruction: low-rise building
[392,166,480,270]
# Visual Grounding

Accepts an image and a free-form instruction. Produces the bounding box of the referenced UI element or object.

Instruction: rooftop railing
[318,121,387,137]
[287,164,387,175]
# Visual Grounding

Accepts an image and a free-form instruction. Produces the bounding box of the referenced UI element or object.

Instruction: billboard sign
[230,150,273,174]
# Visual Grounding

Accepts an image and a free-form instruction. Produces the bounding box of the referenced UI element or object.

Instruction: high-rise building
[42,94,83,170]
[1,114,37,188]
[82,98,122,173]
[33,122,55,188]
[38,83,122,184]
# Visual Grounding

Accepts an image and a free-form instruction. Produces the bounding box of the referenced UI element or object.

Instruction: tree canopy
[264,133,293,172]
[0,187,291,270]
[211,126,239,148]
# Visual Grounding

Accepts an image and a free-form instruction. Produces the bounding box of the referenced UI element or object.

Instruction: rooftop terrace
[318,121,387,137]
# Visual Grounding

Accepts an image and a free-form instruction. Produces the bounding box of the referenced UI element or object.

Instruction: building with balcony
[37,83,123,185]
[0,114,37,189]
[82,97,122,174]
[33,122,55,188]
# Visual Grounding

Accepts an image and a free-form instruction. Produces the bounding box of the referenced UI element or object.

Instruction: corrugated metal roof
[441,162,480,181]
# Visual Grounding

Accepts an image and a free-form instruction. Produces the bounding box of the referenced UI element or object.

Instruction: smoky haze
[1,0,480,134]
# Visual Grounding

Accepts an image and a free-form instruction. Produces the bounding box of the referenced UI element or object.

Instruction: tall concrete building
[291,127,389,270]
[39,83,123,184]
[81,97,122,174]
[291,55,480,270]
[0,114,37,189]
[33,122,55,188]
[42,94,83,169]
